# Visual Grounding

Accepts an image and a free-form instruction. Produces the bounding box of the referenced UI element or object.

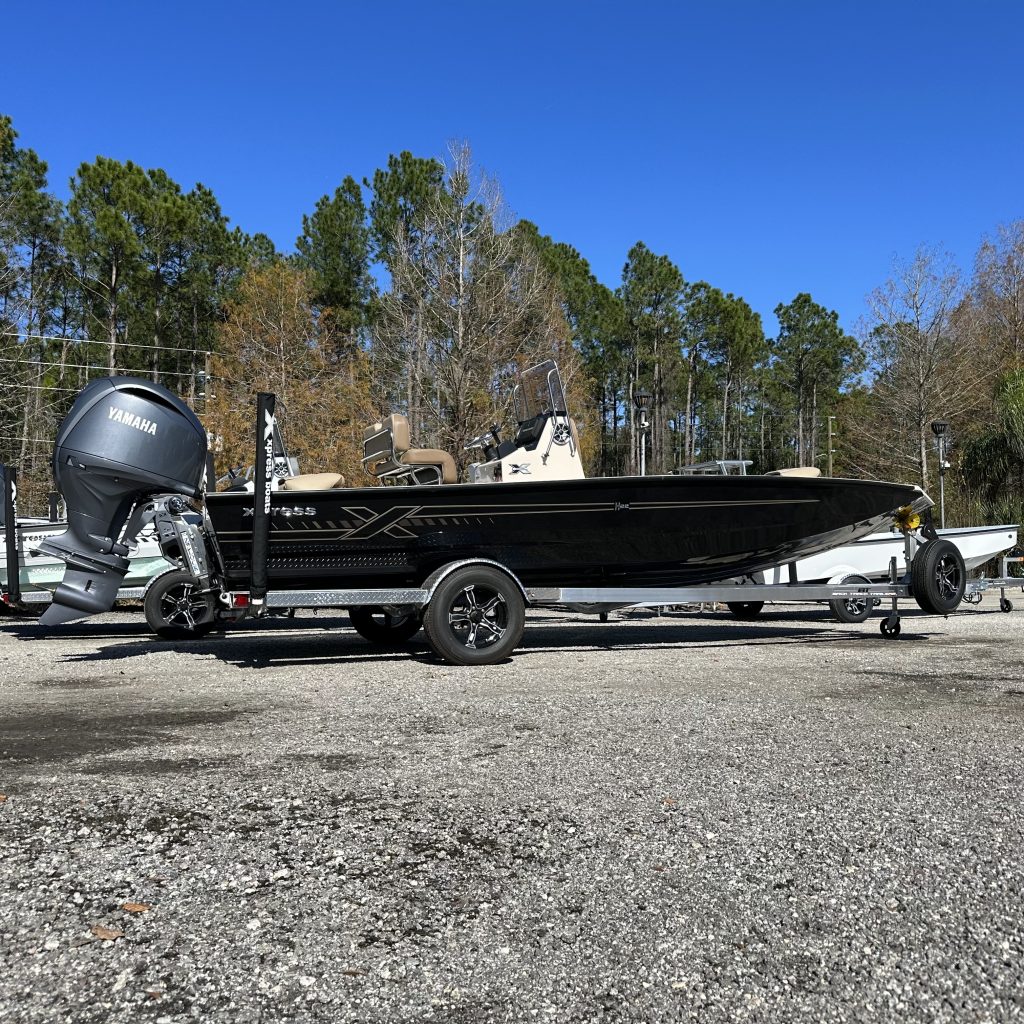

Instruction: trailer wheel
[423,566,525,665]
[1000,597,1014,613]
[830,574,876,623]
[727,601,764,620]
[911,539,966,615]
[348,606,422,645]
[880,614,901,637]
[145,570,216,639]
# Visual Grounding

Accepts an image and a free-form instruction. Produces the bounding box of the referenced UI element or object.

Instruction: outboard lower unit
[39,377,208,624]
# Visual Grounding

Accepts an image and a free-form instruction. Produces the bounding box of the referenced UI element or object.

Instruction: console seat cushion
[401,448,457,484]
[765,467,821,478]
[281,472,345,491]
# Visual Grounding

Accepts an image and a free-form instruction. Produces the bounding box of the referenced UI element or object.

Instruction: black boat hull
[206,475,927,592]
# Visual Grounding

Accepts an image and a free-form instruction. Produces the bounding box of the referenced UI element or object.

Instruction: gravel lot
[1,600,1023,1023]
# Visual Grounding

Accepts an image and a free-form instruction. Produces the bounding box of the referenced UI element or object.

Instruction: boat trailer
[209,547,953,643]
[963,555,1024,613]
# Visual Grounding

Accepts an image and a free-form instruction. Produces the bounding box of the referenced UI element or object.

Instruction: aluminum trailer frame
[964,555,1024,612]
[220,553,917,637]
[245,580,910,611]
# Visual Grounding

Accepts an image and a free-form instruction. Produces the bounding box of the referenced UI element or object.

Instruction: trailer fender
[421,559,529,604]
[827,567,868,585]
[141,564,185,601]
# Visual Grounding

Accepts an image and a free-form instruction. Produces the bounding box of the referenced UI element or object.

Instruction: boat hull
[206,475,928,591]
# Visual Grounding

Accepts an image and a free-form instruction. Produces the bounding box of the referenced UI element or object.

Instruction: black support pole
[3,466,21,605]
[249,393,276,610]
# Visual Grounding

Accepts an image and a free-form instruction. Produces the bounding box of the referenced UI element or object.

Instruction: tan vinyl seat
[281,472,345,490]
[765,466,821,478]
[383,413,458,484]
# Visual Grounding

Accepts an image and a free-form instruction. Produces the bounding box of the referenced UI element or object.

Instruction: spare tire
[911,539,966,615]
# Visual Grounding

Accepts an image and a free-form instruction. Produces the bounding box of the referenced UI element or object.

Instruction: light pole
[827,415,837,477]
[930,420,949,528]
[633,386,651,476]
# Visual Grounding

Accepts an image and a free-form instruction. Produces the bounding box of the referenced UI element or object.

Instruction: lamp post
[930,420,949,528]
[827,415,837,477]
[633,386,652,476]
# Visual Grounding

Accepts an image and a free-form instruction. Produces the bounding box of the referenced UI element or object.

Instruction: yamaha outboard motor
[39,377,207,625]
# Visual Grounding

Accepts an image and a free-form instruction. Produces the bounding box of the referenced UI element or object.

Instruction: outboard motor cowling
[39,377,207,624]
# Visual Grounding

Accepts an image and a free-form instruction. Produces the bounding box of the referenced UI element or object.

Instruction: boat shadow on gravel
[2,611,943,669]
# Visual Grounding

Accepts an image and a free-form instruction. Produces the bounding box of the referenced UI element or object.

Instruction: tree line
[2,113,1022,527]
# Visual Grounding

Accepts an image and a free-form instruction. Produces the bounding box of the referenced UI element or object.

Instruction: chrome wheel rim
[447,584,507,650]
[159,583,208,630]
[935,556,962,601]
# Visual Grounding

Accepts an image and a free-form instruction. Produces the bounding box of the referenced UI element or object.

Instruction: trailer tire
[423,566,524,665]
[911,539,966,615]
[145,570,217,639]
[348,606,422,645]
[830,574,875,623]
[727,601,764,620]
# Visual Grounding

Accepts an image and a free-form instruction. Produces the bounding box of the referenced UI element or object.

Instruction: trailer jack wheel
[1000,597,1014,613]
[879,614,901,637]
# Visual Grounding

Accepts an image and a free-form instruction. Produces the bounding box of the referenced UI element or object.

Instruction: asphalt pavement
[1,601,1022,1022]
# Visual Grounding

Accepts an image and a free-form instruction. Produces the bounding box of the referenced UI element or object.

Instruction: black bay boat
[34,362,959,663]
[207,474,924,592]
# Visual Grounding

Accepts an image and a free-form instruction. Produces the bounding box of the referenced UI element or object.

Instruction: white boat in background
[763,524,1019,584]
[1,519,173,604]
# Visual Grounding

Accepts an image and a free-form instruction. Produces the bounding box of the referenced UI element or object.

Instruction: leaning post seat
[386,413,457,484]
[362,414,457,484]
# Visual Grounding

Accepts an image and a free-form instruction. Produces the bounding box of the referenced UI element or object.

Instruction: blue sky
[2,1,1021,334]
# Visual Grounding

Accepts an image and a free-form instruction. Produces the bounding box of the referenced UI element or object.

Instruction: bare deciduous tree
[373,144,580,472]
[861,247,992,487]
[208,263,375,484]
[973,221,1024,371]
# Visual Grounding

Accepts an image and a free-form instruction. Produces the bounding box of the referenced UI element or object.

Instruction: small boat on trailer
[31,363,968,663]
